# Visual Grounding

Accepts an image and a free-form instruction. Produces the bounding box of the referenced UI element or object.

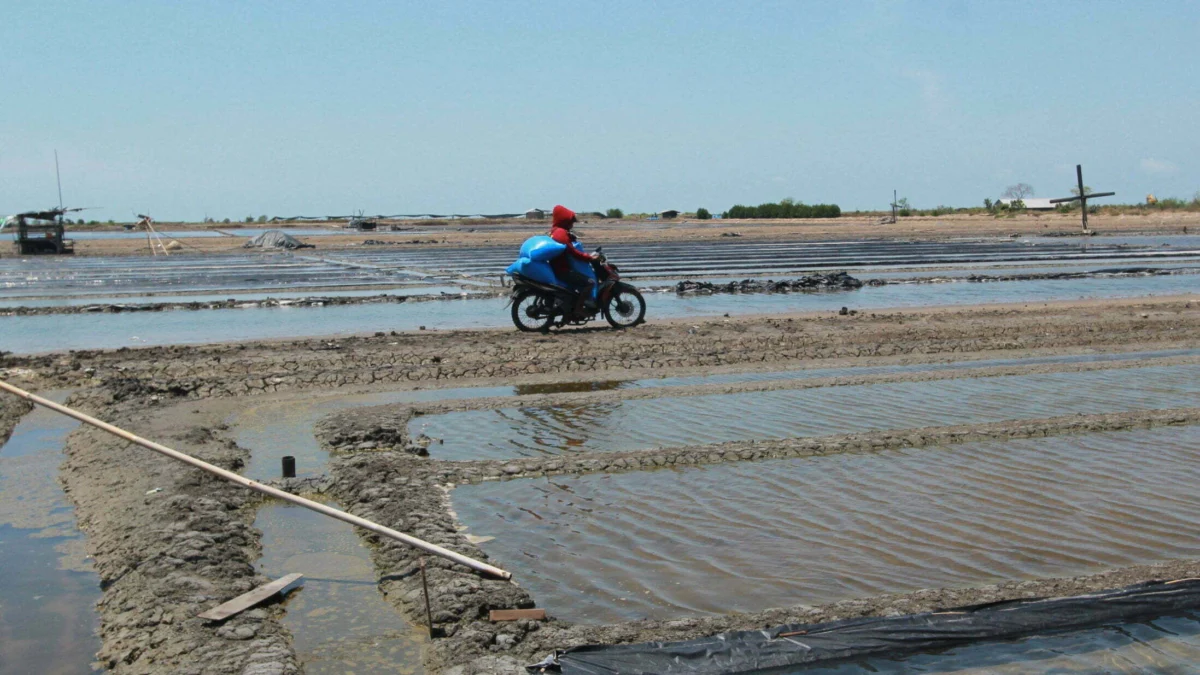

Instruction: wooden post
[1049,164,1114,235]
[0,380,512,580]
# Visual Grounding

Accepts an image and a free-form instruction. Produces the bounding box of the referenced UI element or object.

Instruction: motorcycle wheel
[511,290,556,332]
[603,285,646,329]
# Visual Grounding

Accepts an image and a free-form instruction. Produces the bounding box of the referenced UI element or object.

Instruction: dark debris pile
[676,272,865,295]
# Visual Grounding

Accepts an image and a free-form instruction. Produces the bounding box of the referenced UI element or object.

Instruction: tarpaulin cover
[242,230,312,250]
[532,579,1200,674]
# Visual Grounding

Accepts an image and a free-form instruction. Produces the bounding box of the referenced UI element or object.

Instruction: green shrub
[724,200,840,219]
[696,207,712,220]
[605,208,624,219]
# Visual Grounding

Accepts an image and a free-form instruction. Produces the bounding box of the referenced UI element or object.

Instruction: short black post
[281,456,296,478]
[420,558,443,638]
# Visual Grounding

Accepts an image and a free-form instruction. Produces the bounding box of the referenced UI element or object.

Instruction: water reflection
[420,364,1200,460]
[0,395,101,675]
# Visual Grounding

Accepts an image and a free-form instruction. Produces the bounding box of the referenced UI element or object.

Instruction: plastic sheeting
[508,236,569,286]
[532,579,1200,674]
[242,230,313,250]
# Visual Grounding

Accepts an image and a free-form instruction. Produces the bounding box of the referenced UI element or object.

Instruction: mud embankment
[672,268,1196,295]
[60,400,300,674]
[4,297,1198,399]
[0,395,33,446]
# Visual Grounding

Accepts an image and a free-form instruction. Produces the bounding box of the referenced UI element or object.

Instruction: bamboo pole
[0,380,512,580]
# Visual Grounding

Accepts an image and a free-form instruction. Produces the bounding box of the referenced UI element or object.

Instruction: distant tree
[257,215,268,223]
[605,208,624,219]
[983,197,994,213]
[222,218,231,224]
[696,207,712,220]
[1071,185,1093,197]
[245,215,255,223]
[1002,183,1035,200]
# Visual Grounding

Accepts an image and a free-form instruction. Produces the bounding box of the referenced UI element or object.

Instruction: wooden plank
[198,573,304,621]
[489,608,546,622]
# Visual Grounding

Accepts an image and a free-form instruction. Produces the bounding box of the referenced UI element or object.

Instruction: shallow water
[234,395,433,674]
[1,285,469,308]
[801,611,1200,673]
[254,504,425,675]
[416,364,1200,460]
[4,272,1199,353]
[0,396,101,674]
[453,425,1200,624]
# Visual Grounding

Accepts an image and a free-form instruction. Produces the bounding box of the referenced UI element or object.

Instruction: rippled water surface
[0,396,100,674]
[418,364,1200,460]
[453,425,1200,624]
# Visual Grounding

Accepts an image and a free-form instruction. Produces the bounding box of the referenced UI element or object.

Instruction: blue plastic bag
[519,235,567,262]
[506,258,562,286]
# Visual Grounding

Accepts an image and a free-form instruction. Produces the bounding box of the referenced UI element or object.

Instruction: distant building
[525,208,546,220]
[659,210,680,219]
[998,198,1055,211]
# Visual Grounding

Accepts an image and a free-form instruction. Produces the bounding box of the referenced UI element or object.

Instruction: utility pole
[1049,165,1115,235]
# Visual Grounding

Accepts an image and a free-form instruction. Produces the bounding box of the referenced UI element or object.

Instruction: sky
[3,0,1198,221]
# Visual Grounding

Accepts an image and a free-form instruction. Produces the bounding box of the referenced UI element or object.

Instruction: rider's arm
[551,228,595,260]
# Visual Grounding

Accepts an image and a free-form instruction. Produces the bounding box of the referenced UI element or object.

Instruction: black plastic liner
[529,578,1200,674]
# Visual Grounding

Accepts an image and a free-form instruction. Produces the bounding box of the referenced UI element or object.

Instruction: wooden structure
[659,210,680,219]
[1049,165,1115,234]
[198,573,304,621]
[8,210,76,255]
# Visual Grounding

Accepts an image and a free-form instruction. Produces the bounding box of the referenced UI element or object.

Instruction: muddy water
[0,395,101,674]
[803,612,1200,673]
[453,425,1200,624]
[417,364,1200,460]
[5,272,1200,353]
[234,395,433,673]
[254,505,424,675]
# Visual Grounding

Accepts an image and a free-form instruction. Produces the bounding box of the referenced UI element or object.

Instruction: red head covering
[552,205,577,229]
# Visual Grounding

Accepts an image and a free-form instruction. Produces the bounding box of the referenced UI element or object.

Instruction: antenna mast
[55,150,64,210]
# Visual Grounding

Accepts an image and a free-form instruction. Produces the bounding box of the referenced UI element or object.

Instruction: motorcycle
[508,247,647,332]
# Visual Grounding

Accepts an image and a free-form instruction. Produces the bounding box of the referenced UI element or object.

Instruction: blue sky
[3,0,1197,221]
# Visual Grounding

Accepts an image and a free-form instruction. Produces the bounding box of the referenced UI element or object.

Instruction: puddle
[415,364,1200,460]
[802,611,1200,673]
[452,425,1200,624]
[233,396,428,673]
[4,272,1200,353]
[254,504,424,675]
[0,394,101,674]
[1,285,469,308]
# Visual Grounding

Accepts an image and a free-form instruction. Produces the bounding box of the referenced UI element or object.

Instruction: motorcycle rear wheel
[511,290,556,332]
[603,285,646,329]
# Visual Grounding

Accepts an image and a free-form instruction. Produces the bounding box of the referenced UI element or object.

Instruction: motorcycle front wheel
[603,285,646,329]
[511,290,556,332]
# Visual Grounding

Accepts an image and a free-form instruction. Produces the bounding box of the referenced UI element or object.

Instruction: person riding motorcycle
[548,205,599,316]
